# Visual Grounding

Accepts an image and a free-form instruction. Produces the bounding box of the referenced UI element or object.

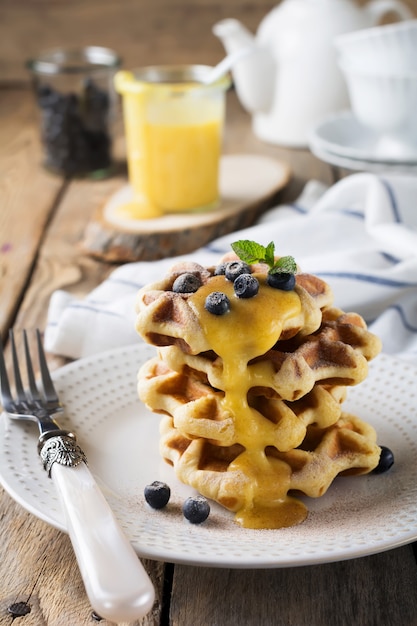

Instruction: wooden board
[0,89,65,342]
[80,154,291,262]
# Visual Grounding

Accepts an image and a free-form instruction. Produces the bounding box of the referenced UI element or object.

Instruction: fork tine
[0,335,13,407]
[36,329,59,404]
[10,330,26,402]
[23,330,42,402]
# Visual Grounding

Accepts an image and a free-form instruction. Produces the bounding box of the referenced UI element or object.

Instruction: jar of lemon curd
[115,66,230,219]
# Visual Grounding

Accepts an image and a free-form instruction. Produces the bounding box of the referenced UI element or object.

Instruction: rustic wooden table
[1,2,417,624]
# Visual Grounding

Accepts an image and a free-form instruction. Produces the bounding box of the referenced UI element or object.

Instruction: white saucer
[310,139,417,174]
[309,111,417,167]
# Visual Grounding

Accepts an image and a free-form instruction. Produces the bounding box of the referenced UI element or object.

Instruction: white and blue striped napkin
[45,172,417,365]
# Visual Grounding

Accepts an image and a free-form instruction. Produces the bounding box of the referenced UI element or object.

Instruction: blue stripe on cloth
[380,251,401,264]
[315,271,417,288]
[338,208,364,219]
[68,303,127,318]
[388,304,417,333]
[107,277,145,289]
[288,203,308,214]
[380,178,401,223]
[203,243,232,254]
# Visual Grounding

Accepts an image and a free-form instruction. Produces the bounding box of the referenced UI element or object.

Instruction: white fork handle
[51,461,155,622]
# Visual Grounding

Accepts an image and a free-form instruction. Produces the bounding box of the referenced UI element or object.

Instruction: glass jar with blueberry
[26,46,121,178]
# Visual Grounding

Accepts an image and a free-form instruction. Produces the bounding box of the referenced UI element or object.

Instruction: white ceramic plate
[1,343,417,569]
[309,111,417,166]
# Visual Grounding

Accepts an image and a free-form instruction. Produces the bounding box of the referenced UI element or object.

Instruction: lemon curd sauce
[190,274,308,528]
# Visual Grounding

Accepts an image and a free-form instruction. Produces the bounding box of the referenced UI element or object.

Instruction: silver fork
[4,330,69,450]
[0,329,155,622]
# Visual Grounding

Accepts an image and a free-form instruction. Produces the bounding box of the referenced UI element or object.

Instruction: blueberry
[205,292,230,315]
[214,263,227,276]
[225,261,252,282]
[144,481,171,509]
[182,495,210,524]
[373,446,394,474]
[172,273,202,294]
[267,272,296,291]
[233,274,259,298]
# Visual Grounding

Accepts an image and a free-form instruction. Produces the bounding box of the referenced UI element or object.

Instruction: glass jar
[115,66,231,218]
[27,46,121,178]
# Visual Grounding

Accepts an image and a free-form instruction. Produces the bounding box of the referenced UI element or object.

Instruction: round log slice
[81,154,291,263]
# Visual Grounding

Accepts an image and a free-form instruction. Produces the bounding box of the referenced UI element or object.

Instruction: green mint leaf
[265,241,275,267]
[231,240,267,264]
[270,256,297,275]
[231,240,297,276]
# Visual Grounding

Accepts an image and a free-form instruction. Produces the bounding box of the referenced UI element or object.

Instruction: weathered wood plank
[0,89,64,341]
[0,489,165,626]
[170,548,417,626]
[0,1,272,84]
[2,0,416,84]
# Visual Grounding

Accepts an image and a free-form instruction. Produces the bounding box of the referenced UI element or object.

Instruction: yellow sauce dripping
[190,275,308,528]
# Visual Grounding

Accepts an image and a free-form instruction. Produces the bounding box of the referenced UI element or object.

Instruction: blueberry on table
[172,273,202,294]
[234,274,259,298]
[267,272,296,291]
[373,446,394,474]
[182,496,210,524]
[205,292,230,315]
[144,481,171,509]
[225,261,252,282]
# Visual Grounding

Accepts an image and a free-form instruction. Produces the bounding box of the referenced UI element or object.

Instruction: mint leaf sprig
[231,240,297,275]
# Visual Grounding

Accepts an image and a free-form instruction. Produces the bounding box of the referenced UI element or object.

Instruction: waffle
[135,261,334,354]
[159,411,380,528]
[138,354,347,450]
[153,304,378,401]
[135,254,382,528]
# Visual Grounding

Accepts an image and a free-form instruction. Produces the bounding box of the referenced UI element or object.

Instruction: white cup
[335,19,417,73]
[339,60,417,159]
[336,19,417,160]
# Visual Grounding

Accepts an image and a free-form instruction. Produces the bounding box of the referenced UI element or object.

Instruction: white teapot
[213,0,413,147]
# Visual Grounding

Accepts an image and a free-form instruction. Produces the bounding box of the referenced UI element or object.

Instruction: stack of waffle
[135,257,382,529]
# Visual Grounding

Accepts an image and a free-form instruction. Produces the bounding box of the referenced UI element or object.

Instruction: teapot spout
[212,18,275,113]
